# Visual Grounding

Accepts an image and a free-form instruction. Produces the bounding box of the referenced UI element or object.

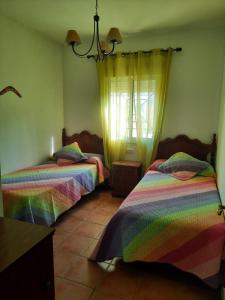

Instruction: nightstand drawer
[111,161,142,197]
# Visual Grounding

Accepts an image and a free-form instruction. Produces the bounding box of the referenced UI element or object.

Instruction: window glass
[110,77,155,140]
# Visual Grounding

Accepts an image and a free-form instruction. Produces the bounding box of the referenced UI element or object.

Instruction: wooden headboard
[156,134,216,166]
[62,128,104,155]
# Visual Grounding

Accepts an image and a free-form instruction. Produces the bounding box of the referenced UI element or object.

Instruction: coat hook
[0,86,22,98]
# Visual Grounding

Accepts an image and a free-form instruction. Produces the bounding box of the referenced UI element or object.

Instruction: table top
[0,217,54,272]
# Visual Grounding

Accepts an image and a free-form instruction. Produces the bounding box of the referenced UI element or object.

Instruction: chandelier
[66,0,122,61]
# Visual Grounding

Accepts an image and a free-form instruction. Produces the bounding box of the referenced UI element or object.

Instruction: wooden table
[0,217,55,300]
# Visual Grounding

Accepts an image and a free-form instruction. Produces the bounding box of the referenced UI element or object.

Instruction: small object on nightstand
[111,160,142,197]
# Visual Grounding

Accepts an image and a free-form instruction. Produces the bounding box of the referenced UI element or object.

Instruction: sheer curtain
[97,49,172,169]
[135,49,173,169]
[97,53,130,167]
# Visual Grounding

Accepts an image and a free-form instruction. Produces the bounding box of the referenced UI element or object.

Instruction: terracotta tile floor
[53,187,220,300]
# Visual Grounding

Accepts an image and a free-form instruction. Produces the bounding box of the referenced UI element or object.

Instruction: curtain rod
[143,47,181,53]
[119,47,182,56]
[87,47,182,60]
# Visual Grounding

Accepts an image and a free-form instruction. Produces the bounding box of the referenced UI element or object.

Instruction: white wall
[216,55,225,300]
[217,57,225,203]
[0,15,64,216]
[0,15,64,174]
[63,27,225,143]
[63,47,101,136]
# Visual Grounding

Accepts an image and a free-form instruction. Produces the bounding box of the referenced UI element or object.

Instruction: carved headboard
[62,128,104,155]
[156,134,216,166]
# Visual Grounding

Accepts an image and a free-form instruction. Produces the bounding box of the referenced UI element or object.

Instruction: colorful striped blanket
[2,158,105,226]
[91,170,225,288]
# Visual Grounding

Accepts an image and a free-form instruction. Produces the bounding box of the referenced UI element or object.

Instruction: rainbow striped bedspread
[91,170,225,288]
[2,159,105,226]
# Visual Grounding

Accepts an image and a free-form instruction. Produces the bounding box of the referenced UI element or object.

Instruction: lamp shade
[66,30,81,45]
[107,28,122,44]
[100,41,111,53]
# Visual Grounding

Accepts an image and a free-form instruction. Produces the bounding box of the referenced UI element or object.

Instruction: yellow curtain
[97,53,130,167]
[135,49,173,169]
[97,49,172,169]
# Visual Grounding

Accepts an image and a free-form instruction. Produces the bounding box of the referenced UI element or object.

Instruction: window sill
[126,147,135,153]
[126,142,136,153]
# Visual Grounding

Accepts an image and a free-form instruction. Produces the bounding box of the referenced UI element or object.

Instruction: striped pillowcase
[170,171,199,180]
[54,142,88,163]
[157,152,209,175]
[146,159,166,171]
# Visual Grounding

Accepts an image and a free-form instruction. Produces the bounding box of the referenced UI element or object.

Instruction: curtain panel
[97,49,172,169]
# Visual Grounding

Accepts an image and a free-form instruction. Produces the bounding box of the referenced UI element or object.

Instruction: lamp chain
[95,0,98,15]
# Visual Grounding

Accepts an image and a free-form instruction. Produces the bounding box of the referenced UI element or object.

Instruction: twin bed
[2,130,225,289]
[90,134,225,289]
[2,129,106,226]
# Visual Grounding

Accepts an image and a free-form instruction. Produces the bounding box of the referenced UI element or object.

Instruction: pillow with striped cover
[157,152,209,174]
[146,159,166,171]
[54,142,88,163]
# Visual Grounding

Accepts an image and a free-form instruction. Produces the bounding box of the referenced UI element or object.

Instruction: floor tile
[54,249,77,276]
[82,238,100,258]
[70,208,92,221]
[88,212,112,225]
[59,233,94,255]
[76,221,105,239]
[83,200,102,210]
[93,207,117,217]
[136,277,177,300]
[90,290,125,300]
[59,254,109,288]
[53,229,71,248]
[136,263,219,300]
[97,262,139,300]
[55,277,93,300]
[79,194,103,210]
[55,216,82,233]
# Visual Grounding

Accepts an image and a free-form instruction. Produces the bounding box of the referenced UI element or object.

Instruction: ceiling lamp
[66,0,122,61]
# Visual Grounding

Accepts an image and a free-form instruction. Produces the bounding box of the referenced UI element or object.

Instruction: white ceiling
[0,0,225,44]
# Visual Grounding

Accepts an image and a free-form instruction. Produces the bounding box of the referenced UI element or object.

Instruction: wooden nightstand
[111,160,142,197]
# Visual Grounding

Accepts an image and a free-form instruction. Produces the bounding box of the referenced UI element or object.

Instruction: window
[110,77,155,141]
